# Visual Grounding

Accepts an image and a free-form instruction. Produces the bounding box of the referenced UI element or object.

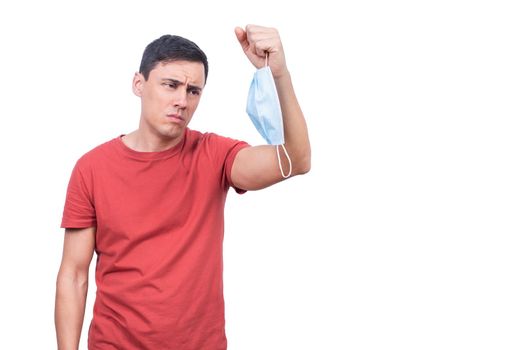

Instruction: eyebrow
[162,78,203,91]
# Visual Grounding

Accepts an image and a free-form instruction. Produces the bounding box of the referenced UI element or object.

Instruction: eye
[188,88,201,96]
[162,82,178,89]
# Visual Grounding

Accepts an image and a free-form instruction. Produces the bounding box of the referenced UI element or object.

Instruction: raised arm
[55,227,96,350]
[232,25,311,191]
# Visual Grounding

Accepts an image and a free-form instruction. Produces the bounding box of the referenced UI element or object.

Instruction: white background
[1,0,523,349]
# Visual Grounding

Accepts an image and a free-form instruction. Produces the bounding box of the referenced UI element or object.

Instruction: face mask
[246,58,292,178]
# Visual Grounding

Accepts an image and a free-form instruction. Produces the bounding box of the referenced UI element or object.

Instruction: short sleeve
[61,158,97,228]
[223,141,250,194]
[203,133,249,194]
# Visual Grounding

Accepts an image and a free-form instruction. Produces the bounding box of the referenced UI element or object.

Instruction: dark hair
[139,34,208,82]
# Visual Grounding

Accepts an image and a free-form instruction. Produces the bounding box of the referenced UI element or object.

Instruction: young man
[55,24,310,350]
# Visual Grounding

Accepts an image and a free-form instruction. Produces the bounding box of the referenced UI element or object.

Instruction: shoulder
[182,129,249,172]
[185,128,248,149]
[74,137,120,170]
[186,128,228,143]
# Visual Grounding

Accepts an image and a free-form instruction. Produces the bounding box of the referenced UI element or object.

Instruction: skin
[55,24,311,350]
[55,227,95,350]
[123,60,205,152]
[232,25,311,190]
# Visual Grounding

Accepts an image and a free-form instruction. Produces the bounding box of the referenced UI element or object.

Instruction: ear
[132,72,144,97]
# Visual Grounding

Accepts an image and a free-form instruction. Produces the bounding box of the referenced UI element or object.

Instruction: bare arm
[232,25,311,191]
[55,227,96,350]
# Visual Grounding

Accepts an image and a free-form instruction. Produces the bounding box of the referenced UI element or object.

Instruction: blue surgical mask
[246,63,292,178]
[246,65,284,145]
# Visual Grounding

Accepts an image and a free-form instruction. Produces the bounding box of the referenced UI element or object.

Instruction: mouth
[166,114,185,124]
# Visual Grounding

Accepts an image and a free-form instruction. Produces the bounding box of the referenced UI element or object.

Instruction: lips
[166,114,185,123]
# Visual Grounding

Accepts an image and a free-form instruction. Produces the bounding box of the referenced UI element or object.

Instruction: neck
[122,129,184,152]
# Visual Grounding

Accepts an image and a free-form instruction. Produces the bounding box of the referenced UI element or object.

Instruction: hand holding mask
[246,54,292,178]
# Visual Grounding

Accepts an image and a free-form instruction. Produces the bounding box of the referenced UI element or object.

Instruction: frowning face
[132,60,205,144]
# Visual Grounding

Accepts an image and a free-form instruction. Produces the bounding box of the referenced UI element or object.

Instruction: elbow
[56,268,89,293]
[294,151,311,175]
[297,160,311,175]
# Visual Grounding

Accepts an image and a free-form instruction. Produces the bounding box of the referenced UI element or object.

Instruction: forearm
[274,71,311,174]
[55,274,88,350]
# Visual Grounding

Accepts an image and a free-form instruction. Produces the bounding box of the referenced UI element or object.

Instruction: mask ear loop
[265,52,292,179]
[277,144,292,178]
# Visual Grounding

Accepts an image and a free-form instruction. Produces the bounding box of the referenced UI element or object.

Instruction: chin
[159,126,185,139]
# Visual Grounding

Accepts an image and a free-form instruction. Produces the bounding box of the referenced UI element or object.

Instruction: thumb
[234,26,249,52]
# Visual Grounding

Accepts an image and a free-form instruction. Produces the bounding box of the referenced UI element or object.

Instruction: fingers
[236,24,286,73]
[234,26,249,52]
[244,24,281,57]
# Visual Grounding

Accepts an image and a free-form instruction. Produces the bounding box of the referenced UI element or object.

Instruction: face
[133,60,205,143]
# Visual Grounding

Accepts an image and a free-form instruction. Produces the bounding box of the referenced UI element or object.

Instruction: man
[55,24,310,350]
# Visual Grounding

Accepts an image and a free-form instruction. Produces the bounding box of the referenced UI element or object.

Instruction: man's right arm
[55,227,96,350]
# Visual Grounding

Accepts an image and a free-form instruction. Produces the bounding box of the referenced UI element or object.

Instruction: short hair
[139,34,208,82]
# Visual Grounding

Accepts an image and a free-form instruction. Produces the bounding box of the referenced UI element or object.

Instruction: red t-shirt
[61,128,249,350]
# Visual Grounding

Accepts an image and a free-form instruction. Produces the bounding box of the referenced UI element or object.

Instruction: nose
[172,89,188,109]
